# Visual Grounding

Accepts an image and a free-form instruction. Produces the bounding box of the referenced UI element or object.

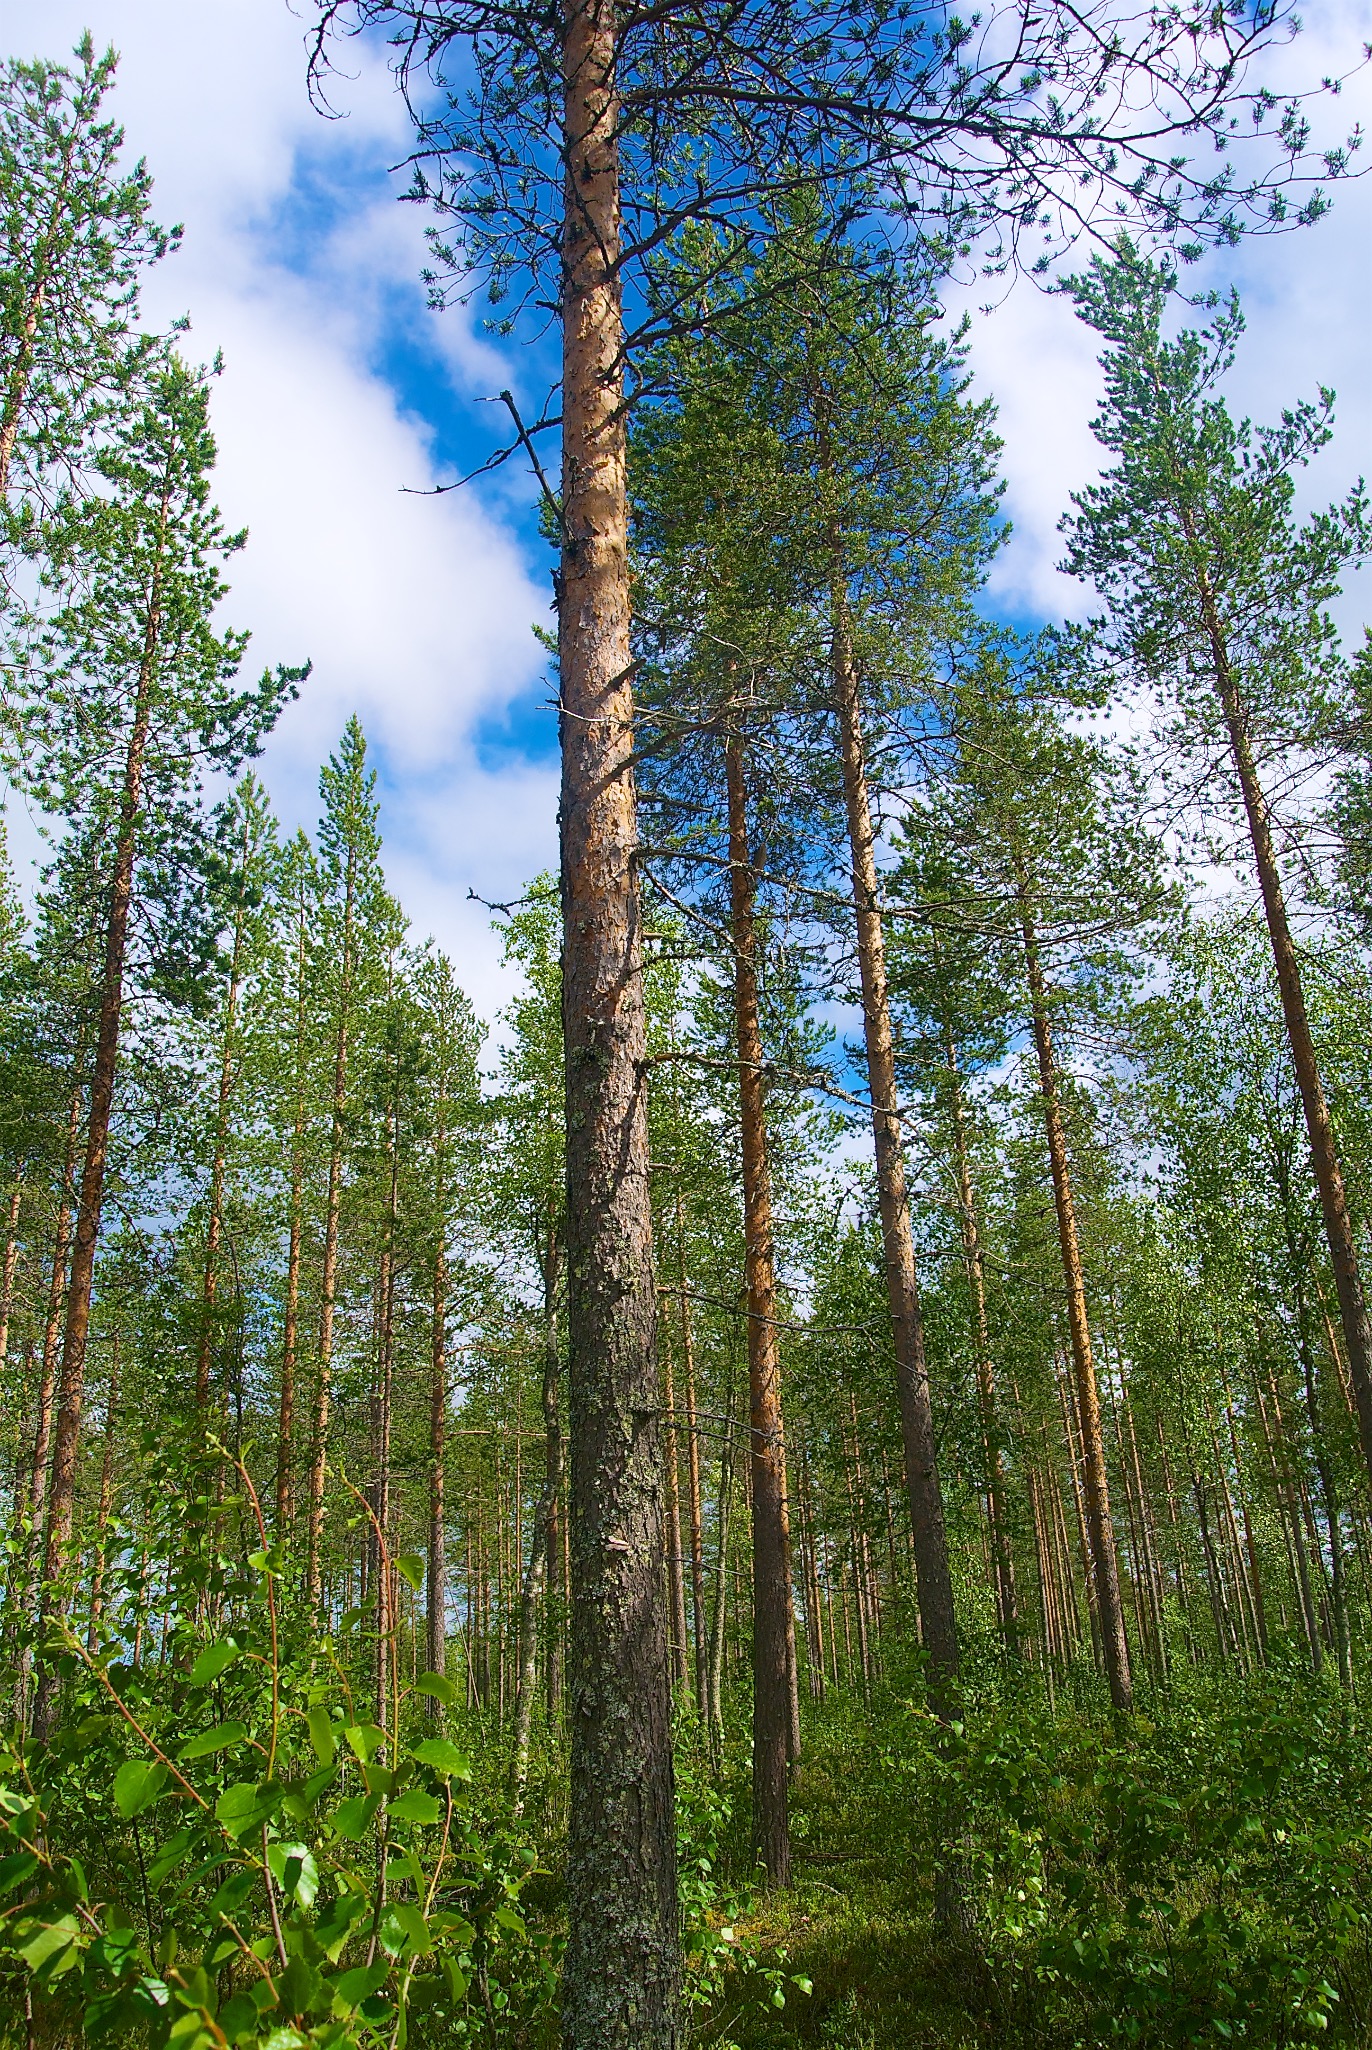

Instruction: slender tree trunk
[35,501,165,1735]
[373,1115,399,1729]
[513,1238,567,1811]
[30,1084,82,1536]
[196,816,251,1422]
[1253,1362,1321,1671]
[427,1244,448,1692]
[724,725,793,1884]
[672,1196,708,1718]
[277,868,309,1534]
[1294,1286,1353,1691]
[830,598,959,1710]
[306,854,356,1611]
[0,1182,23,1370]
[557,0,679,2023]
[1018,886,1132,1713]
[1184,544,1372,1500]
[943,1027,1018,1655]
[707,1377,736,1758]
[86,1337,119,1650]
[661,1326,689,1694]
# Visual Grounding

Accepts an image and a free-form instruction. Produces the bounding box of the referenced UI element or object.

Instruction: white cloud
[952,1,1372,631]
[4,0,554,1017]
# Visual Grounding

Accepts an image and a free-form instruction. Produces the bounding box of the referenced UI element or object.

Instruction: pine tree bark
[1018,885,1133,1714]
[35,491,165,1736]
[725,725,793,1887]
[557,0,680,2026]
[831,602,959,1712]
[1185,539,1372,1502]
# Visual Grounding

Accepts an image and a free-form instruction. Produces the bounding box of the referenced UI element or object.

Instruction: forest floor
[497,1655,1369,2048]
[696,1703,991,2050]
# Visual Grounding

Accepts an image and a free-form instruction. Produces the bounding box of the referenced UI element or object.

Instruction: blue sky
[5,0,1371,1017]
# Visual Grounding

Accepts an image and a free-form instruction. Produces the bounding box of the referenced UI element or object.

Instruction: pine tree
[0,37,174,516]
[1062,248,1372,1509]
[19,352,293,1730]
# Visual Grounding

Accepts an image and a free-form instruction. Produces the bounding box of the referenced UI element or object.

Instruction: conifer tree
[18,353,292,1730]
[1062,250,1372,1508]
[0,37,174,516]
[307,5,1340,2028]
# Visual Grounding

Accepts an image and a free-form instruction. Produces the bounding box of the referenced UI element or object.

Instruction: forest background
[2,4,1372,2050]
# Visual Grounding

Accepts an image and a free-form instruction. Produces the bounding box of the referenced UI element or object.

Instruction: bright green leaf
[409,1739,470,1781]
[332,1961,390,2009]
[180,1721,249,1761]
[113,1760,168,1819]
[188,1641,240,1688]
[388,1789,441,1826]
[414,1672,456,1707]
[306,1707,336,1765]
[394,1553,425,1593]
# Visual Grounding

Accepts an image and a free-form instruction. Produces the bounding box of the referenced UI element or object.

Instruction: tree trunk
[725,725,793,1886]
[512,1238,567,1811]
[661,1327,689,1695]
[427,1242,448,1692]
[86,1336,119,1650]
[673,1195,708,1719]
[943,1025,1018,1655]
[30,1082,82,1536]
[831,600,959,1711]
[35,501,164,1737]
[277,863,309,1535]
[373,1113,399,1730]
[557,0,680,2026]
[707,1377,736,1758]
[196,813,251,1422]
[1187,542,1372,1502]
[305,852,357,1611]
[1018,886,1132,1714]
[0,1182,23,1370]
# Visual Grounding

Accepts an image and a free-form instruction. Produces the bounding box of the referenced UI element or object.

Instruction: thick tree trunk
[557,0,680,2029]
[725,726,793,1886]
[35,520,163,1735]
[1018,888,1133,1714]
[831,603,959,1711]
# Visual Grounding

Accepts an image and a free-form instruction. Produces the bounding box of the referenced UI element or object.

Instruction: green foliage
[0,1442,545,2050]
